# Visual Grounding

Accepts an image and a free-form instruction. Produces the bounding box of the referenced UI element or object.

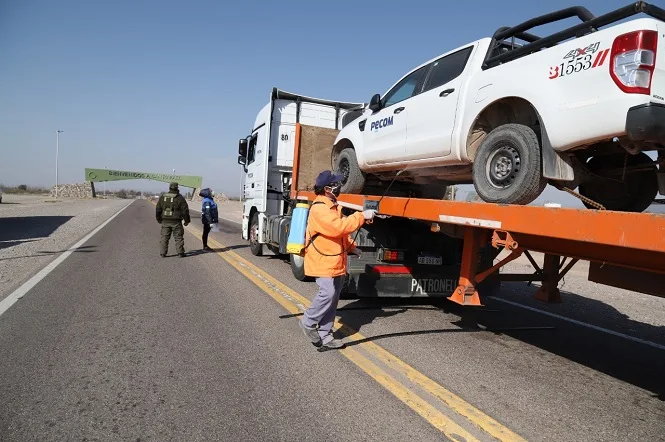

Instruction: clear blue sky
[0,0,645,203]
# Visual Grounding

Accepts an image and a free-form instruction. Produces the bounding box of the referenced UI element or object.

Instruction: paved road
[1,200,664,441]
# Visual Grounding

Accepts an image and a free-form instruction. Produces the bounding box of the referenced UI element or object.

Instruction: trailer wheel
[579,152,658,212]
[472,123,546,205]
[335,148,365,194]
[289,253,311,281]
[249,212,263,256]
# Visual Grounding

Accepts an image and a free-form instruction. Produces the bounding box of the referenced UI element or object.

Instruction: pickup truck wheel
[289,253,311,281]
[579,152,657,212]
[473,123,546,205]
[249,213,263,256]
[335,148,365,194]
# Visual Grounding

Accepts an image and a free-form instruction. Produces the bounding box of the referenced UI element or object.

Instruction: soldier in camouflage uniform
[156,182,191,257]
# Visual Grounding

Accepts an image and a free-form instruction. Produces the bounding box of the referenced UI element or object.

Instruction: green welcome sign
[85,168,203,189]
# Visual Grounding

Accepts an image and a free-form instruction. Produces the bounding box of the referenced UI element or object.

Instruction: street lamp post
[55,130,63,199]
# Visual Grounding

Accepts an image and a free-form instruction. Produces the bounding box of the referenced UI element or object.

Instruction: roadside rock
[49,182,94,199]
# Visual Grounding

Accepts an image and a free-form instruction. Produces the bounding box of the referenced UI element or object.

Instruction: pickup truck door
[404,46,474,160]
[362,66,428,166]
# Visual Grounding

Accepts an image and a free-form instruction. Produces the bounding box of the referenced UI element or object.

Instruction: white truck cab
[237,88,362,256]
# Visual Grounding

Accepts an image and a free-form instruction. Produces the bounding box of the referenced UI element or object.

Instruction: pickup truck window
[383,66,427,108]
[422,46,473,93]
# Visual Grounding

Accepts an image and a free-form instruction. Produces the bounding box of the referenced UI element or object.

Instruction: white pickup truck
[333,2,665,212]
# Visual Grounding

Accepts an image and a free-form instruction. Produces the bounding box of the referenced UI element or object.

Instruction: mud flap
[541,125,575,181]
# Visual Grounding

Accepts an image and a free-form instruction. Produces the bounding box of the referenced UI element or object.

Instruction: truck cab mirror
[238,138,248,157]
[237,154,246,166]
[369,94,382,112]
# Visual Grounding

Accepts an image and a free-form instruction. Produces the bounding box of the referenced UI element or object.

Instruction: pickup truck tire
[290,253,311,281]
[335,148,366,194]
[579,152,657,212]
[249,212,263,256]
[472,123,546,205]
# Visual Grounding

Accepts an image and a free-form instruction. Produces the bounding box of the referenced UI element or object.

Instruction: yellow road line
[340,345,476,442]
[183,222,525,442]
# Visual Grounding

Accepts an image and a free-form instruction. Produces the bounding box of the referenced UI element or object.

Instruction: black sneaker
[179,252,186,258]
[203,246,213,252]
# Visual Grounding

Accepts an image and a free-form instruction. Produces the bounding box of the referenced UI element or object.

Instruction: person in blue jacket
[199,188,219,251]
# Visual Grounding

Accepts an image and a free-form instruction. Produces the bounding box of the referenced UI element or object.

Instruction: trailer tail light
[380,249,404,262]
[610,30,658,95]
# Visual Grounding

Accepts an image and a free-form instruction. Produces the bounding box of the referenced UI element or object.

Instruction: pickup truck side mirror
[369,94,382,112]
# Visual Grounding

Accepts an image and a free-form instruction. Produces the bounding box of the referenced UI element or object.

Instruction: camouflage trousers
[160,219,185,255]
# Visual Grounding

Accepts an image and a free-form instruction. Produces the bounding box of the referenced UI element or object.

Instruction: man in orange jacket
[299,171,376,351]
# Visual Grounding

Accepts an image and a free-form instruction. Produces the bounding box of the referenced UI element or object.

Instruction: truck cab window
[422,47,473,92]
[382,66,427,108]
[247,134,257,164]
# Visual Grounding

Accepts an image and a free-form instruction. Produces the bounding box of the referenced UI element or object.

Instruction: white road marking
[0,201,134,318]
[189,207,241,225]
[489,296,665,351]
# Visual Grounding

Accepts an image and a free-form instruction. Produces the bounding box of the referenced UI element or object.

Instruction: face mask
[328,185,341,197]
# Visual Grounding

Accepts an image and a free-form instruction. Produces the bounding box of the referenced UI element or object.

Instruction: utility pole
[55,130,63,199]
[104,166,107,198]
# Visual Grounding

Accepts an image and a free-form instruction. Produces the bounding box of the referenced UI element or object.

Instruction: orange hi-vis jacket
[304,195,365,278]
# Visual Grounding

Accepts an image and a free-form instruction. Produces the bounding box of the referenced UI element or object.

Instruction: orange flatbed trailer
[291,123,665,306]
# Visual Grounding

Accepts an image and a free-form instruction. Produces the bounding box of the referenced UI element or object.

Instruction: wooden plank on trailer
[295,125,339,192]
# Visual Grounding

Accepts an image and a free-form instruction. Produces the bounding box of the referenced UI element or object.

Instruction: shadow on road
[332,288,665,401]
[162,244,248,258]
[483,285,665,401]
[210,244,248,253]
[0,216,74,247]
[0,245,97,261]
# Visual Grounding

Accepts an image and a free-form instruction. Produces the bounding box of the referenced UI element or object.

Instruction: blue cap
[315,170,343,187]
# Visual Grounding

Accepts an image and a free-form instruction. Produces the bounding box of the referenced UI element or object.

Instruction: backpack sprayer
[286,168,408,257]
